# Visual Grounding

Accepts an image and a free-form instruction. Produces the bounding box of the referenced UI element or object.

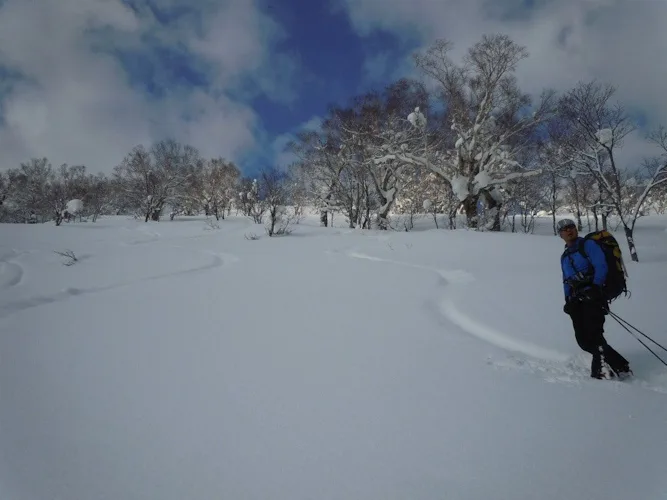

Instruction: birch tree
[289,130,343,227]
[339,79,430,229]
[186,158,240,220]
[114,140,197,222]
[558,81,666,261]
[412,35,556,229]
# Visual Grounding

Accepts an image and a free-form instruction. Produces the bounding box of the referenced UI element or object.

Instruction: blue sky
[0,0,666,175]
[115,0,422,175]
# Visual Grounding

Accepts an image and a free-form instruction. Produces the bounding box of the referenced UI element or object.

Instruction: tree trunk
[624,225,639,262]
[571,178,583,230]
[448,206,458,230]
[462,195,478,229]
[551,173,557,235]
[481,189,501,231]
[268,207,277,236]
[592,206,599,231]
[347,207,356,229]
[376,201,391,230]
[320,210,328,227]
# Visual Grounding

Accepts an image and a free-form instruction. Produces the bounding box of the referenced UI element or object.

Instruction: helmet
[557,218,576,232]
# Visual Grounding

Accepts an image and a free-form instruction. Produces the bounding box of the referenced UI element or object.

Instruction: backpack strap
[577,239,593,270]
[561,240,594,278]
[577,239,587,259]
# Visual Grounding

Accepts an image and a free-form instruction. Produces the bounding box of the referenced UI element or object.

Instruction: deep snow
[1,213,666,500]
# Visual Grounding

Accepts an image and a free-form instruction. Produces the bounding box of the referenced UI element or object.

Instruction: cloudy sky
[0,0,664,175]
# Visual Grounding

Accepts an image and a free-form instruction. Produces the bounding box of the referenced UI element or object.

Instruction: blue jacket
[561,237,608,299]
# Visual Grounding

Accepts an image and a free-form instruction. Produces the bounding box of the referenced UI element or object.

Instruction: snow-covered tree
[114,140,198,222]
[338,79,431,229]
[238,177,267,224]
[0,171,10,220]
[288,125,355,227]
[7,158,53,222]
[633,126,667,215]
[502,170,549,233]
[410,35,557,230]
[394,171,457,229]
[557,81,666,261]
[258,167,297,236]
[82,173,112,222]
[47,164,88,225]
[185,158,240,220]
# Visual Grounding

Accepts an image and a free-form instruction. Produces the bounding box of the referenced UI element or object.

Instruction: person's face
[559,223,578,244]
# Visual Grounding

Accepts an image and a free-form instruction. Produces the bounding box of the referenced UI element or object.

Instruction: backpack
[575,230,629,301]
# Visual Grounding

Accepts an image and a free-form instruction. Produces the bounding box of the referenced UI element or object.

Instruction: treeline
[0,141,302,231]
[284,34,667,261]
[1,34,666,259]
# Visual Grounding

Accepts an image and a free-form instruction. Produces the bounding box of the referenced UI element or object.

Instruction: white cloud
[0,0,296,173]
[361,51,392,86]
[271,116,324,170]
[339,0,667,166]
[360,50,415,90]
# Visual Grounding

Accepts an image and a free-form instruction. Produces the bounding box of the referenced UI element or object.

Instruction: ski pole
[607,311,667,353]
[608,313,667,369]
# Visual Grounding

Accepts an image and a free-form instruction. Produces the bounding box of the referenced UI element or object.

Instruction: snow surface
[1,214,667,500]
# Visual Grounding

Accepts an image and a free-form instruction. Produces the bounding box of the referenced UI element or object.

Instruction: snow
[65,199,83,214]
[451,174,470,201]
[473,169,492,191]
[596,128,613,147]
[1,214,667,500]
[407,107,426,130]
[455,136,464,149]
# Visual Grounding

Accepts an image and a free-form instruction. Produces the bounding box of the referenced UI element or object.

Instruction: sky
[0,0,665,177]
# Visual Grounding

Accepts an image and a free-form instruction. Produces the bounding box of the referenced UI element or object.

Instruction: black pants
[568,300,630,377]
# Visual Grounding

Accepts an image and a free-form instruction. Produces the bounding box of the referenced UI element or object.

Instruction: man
[558,218,632,379]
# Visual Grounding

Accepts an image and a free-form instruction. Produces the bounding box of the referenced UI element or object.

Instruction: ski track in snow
[0,245,239,320]
[439,297,570,363]
[344,248,667,393]
[0,250,24,289]
[345,251,475,285]
[120,226,162,246]
[344,249,568,361]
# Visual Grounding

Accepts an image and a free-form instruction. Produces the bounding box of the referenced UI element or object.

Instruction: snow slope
[1,214,666,500]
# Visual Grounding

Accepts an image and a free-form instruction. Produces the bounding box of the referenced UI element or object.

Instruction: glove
[582,284,603,302]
